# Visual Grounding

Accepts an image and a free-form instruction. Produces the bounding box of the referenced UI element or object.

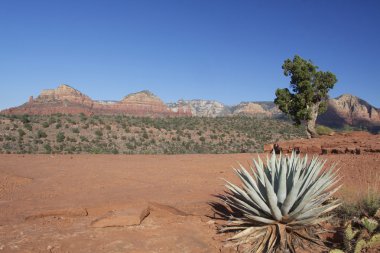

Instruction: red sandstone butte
[1,84,192,117]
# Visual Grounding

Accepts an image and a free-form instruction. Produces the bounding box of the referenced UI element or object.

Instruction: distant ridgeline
[1,84,380,132]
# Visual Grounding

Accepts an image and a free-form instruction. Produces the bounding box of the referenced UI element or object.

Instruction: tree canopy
[275,55,337,138]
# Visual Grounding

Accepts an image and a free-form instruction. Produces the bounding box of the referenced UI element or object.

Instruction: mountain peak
[57,84,77,91]
[122,90,162,104]
[125,90,157,98]
[337,94,358,100]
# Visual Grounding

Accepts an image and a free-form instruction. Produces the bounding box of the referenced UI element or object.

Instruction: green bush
[56,132,65,142]
[316,124,334,135]
[95,129,103,137]
[335,192,380,221]
[44,144,52,153]
[18,129,26,137]
[36,130,47,138]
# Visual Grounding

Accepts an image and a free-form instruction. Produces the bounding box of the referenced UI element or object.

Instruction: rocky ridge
[317,94,380,130]
[1,84,379,131]
[167,99,231,117]
[2,85,191,117]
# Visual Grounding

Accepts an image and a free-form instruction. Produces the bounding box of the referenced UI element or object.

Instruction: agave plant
[219,151,341,253]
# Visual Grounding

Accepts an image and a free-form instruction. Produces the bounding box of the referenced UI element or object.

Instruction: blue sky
[1,0,379,110]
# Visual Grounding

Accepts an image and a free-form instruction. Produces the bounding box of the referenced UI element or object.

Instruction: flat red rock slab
[25,207,88,221]
[91,205,150,228]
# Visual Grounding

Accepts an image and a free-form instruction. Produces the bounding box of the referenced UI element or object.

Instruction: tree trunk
[306,103,319,139]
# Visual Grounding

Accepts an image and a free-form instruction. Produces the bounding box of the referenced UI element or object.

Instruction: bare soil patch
[0,153,379,252]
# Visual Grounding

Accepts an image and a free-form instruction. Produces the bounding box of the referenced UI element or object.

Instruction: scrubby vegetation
[316,124,334,135]
[0,114,306,154]
[330,194,380,253]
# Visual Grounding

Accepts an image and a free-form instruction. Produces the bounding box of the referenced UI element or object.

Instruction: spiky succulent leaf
[220,151,341,252]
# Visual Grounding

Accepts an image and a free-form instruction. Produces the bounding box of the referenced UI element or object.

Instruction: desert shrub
[95,129,103,137]
[66,137,77,142]
[336,192,380,221]
[330,215,380,253]
[48,117,56,124]
[36,130,47,138]
[217,152,340,252]
[316,125,334,135]
[56,132,65,142]
[72,128,80,134]
[79,113,87,121]
[44,144,52,153]
[55,123,62,129]
[105,125,111,130]
[21,114,30,124]
[80,136,89,142]
[18,129,26,137]
[42,122,49,128]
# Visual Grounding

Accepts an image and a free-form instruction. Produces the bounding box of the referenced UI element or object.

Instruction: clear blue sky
[1,0,379,110]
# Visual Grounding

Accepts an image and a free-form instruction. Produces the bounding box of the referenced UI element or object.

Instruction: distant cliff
[1,85,192,117]
[317,94,380,131]
[1,84,379,131]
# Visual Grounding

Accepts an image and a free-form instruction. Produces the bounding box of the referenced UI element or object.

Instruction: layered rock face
[1,85,191,117]
[232,102,282,117]
[2,85,379,131]
[317,94,380,130]
[168,100,231,117]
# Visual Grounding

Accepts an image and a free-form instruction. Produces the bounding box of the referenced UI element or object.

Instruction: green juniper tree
[275,55,337,138]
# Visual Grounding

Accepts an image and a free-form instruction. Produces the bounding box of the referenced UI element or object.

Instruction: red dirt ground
[0,152,379,252]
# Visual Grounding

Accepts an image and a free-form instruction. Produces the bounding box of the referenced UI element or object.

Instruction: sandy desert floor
[0,153,380,252]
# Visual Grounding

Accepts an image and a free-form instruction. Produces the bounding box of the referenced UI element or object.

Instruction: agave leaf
[297,158,324,197]
[236,166,266,202]
[268,152,276,184]
[245,214,277,225]
[293,229,326,248]
[228,226,266,240]
[290,174,340,218]
[277,157,287,204]
[255,157,267,185]
[293,200,341,221]
[266,225,278,253]
[226,195,261,216]
[256,225,272,253]
[281,168,306,215]
[263,173,283,221]
[225,177,272,215]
